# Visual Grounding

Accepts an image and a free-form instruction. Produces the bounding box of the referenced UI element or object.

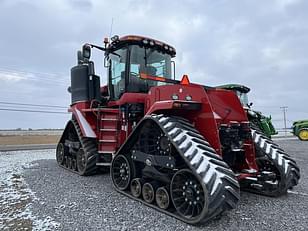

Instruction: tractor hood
[293,120,308,126]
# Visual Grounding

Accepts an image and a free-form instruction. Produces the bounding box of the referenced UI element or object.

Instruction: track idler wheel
[156,187,170,210]
[171,169,207,220]
[112,155,133,191]
[56,143,65,165]
[131,178,143,198]
[142,183,155,204]
[76,149,86,173]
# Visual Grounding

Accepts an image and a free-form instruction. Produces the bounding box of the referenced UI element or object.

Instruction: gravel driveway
[0,139,307,230]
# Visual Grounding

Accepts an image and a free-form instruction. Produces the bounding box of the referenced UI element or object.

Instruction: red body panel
[71,82,258,173]
[145,84,221,154]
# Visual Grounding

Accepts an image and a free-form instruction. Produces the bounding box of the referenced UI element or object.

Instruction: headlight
[172,94,179,100]
[186,95,192,101]
[111,35,119,42]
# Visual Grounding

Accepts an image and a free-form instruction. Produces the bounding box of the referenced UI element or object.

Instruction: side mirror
[249,102,253,107]
[82,44,91,59]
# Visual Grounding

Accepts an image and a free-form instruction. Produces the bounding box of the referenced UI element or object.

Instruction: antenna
[109,18,114,37]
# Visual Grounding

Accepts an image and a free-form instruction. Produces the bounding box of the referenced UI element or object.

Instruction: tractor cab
[72,35,176,105]
[106,35,176,100]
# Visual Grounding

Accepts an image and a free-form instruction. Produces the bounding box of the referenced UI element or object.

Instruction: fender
[146,100,201,115]
[71,106,96,138]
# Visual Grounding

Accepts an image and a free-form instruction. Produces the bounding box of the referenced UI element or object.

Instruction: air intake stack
[70,46,101,105]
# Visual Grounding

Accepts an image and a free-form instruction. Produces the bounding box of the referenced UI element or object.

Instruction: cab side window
[109,48,127,99]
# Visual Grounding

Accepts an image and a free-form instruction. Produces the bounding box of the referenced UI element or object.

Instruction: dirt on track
[0,135,60,145]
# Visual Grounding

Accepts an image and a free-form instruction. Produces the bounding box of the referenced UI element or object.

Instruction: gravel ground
[0,139,307,231]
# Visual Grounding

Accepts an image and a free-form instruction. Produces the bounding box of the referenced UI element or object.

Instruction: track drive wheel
[298,129,308,141]
[171,169,207,221]
[111,155,134,191]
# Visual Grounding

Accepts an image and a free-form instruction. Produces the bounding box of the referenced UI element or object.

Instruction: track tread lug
[246,128,300,196]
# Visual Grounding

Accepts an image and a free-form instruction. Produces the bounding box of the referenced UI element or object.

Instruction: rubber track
[251,128,300,195]
[113,114,240,224]
[58,119,98,176]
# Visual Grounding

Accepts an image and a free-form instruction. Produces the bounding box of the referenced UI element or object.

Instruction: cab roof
[108,35,176,57]
[215,84,250,93]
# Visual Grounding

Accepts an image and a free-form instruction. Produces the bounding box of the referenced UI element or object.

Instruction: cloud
[275,0,302,10]
[67,0,92,11]
[0,72,25,82]
[0,0,307,128]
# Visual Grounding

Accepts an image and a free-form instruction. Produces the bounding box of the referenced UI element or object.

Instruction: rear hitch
[241,171,278,191]
[257,171,276,181]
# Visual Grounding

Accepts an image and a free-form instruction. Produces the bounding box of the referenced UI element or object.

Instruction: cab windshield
[236,91,249,106]
[127,45,172,92]
[108,45,173,99]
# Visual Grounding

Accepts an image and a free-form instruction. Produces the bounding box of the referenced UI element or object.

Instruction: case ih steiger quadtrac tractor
[56,35,300,224]
[216,84,278,138]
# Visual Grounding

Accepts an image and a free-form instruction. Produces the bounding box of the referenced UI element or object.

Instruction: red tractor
[56,35,300,224]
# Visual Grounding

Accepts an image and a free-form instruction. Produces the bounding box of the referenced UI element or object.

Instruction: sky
[0,0,307,129]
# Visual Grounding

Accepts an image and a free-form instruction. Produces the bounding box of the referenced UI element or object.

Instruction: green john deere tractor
[216,84,278,138]
[292,120,308,141]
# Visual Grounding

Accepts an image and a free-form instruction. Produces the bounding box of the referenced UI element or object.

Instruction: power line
[0,66,67,79]
[0,101,67,109]
[0,68,67,81]
[0,108,69,114]
[0,74,68,86]
[0,105,66,112]
[0,67,69,86]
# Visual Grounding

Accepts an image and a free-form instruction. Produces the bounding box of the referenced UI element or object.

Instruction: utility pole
[280,106,288,136]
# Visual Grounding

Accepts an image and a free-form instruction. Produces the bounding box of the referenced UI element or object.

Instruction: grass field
[0,135,60,145]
